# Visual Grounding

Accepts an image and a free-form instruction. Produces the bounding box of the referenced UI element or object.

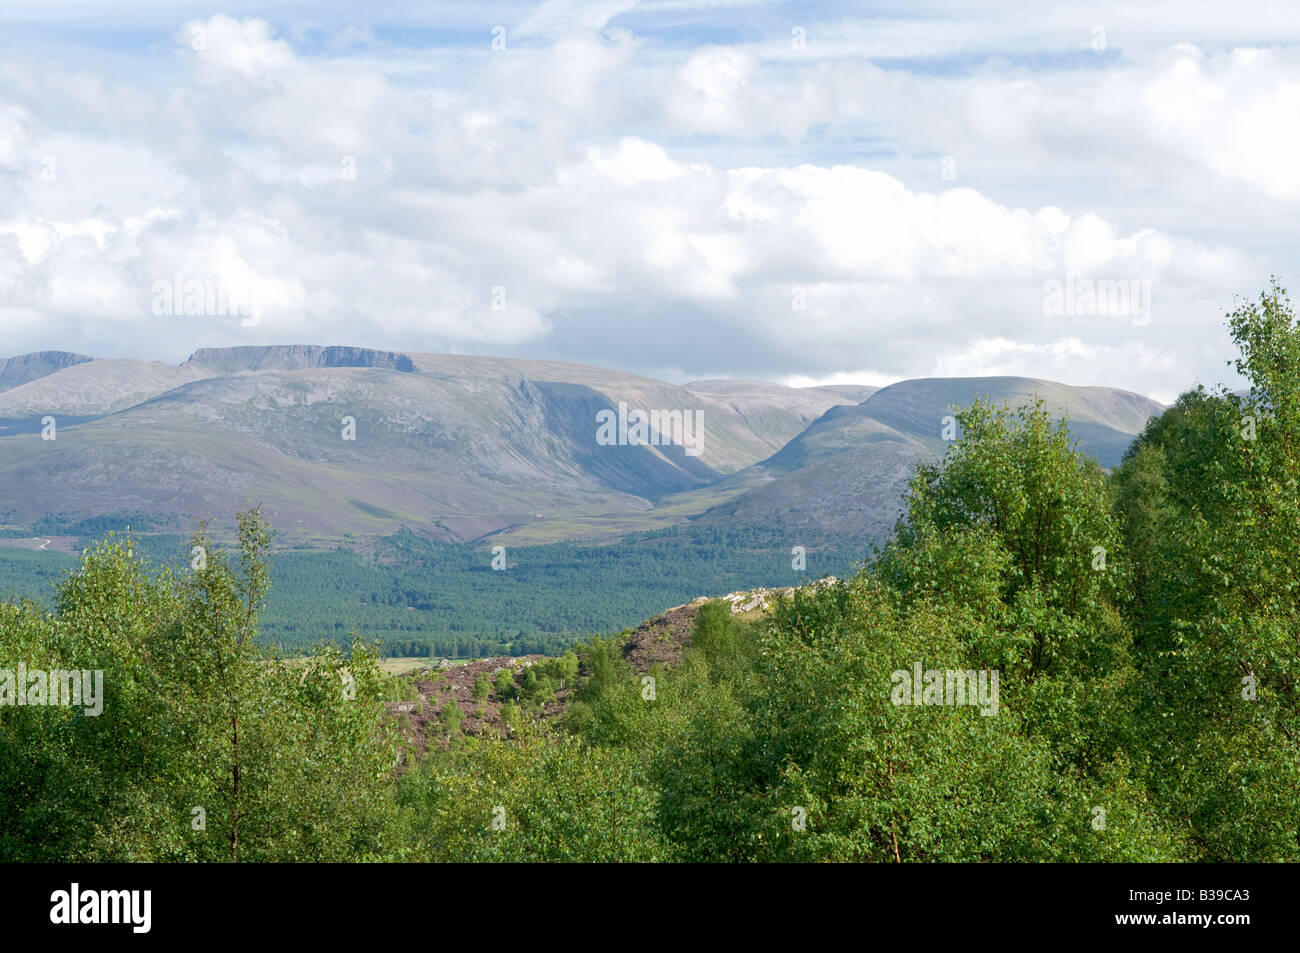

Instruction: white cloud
[513,0,641,40]
[781,370,904,390]
[180,15,296,81]
[577,137,685,185]
[0,7,1285,400]
[932,336,1186,404]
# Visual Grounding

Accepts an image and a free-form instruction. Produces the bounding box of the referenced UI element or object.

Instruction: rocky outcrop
[185,345,416,374]
[0,351,94,392]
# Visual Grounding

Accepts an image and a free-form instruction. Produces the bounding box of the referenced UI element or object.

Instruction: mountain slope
[0,349,1163,545]
[682,379,873,456]
[695,376,1163,539]
[0,351,94,392]
[0,346,864,541]
[0,359,216,418]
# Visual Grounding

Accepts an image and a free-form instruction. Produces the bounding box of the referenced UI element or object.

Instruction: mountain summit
[0,347,1162,543]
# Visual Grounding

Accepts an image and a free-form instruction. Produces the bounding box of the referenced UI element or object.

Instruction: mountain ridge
[694,374,1162,539]
[0,351,95,393]
[0,346,1165,546]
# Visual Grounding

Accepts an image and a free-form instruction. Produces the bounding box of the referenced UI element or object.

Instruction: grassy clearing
[378,656,473,675]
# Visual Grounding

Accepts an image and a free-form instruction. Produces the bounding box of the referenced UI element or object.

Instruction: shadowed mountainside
[0,351,94,392]
[0,346,861,541]
[693,376,1164,539]
[0,347,1163,544]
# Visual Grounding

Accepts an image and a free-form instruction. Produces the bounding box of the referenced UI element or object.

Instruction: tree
[873,397,1137,779]
[441,700,464,739]
[492,669,517,701]
[1112,279,1300,860]
[397,719,672,862]
[0,507,405,862]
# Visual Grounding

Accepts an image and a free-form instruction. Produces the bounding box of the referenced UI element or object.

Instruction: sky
[2,1,1299,403]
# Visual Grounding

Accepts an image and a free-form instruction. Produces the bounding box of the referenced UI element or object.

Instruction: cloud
[0,6,1286,402]
[180,15,296,80]
[932,336,1186,404]
[513,0,642,39]
[575,137,685,185]
[780,369,904,389]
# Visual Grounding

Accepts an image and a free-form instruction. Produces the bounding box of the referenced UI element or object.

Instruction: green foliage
[397,721,671,862]
[4,524,863,659]
[516,655,577,709]
[1109,279,1300,860]
[441,700,464,738]
[0,508,404,862]
[492,668,517,701]
[5,281,1297,863]
[688,600,759,685]
[576,635,626,701]
[881,398,1124,644]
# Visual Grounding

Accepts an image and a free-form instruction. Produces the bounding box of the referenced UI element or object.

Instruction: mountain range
[0,345,1164,546]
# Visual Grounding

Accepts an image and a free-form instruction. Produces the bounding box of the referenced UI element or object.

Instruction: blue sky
[3,1,1300,402]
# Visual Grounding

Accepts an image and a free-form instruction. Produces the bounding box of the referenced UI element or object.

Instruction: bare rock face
[0,351,94,392]
[720,577,841,614]
[185,345,416,374]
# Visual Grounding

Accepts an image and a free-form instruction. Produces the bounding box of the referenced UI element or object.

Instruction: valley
[0,344,1163,658]
[0,344,1162,548]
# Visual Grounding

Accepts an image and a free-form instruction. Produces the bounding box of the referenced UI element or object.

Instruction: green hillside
[0,523,862,658]
[4,284,1295,863]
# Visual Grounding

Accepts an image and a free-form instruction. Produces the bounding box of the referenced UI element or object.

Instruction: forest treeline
[0,523,863,659]
[1,281,1297,861]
